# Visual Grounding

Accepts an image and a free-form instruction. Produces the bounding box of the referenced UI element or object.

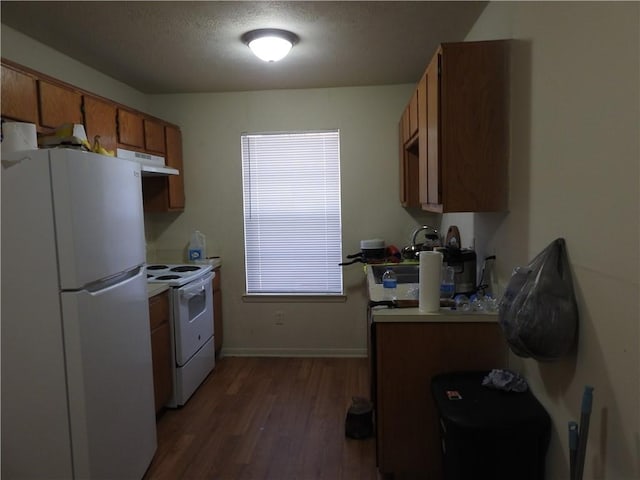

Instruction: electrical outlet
[275,310,284,325]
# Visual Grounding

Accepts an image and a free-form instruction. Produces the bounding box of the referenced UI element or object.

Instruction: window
[241,130,343,295]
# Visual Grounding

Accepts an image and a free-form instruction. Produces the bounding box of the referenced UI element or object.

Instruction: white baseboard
[221,347,367,358]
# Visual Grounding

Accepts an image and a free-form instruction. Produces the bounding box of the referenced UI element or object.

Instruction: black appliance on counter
[439,225,477,295]
[440,247,477,295]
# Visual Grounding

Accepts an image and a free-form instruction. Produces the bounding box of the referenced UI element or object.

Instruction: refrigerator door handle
[84,266,144,294]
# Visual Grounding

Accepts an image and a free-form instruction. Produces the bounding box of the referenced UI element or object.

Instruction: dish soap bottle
[382,268,397,301]
[188,230,206,263]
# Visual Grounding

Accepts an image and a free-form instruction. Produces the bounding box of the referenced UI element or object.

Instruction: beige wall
[467,2,639,479]
[146,87,435,356]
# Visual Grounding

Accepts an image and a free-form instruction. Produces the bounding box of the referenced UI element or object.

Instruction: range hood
[116,148,179,176]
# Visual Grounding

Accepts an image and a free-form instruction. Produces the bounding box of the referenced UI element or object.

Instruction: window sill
[242,294,347,303]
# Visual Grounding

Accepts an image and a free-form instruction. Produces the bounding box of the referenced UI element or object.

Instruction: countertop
[206,257,222,270]
[371,306,498,323]
[147,283,169,298]
[366,263,498,323]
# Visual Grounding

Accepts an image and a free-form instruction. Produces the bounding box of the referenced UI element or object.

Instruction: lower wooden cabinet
[148,290,172,414]
[213,267,223,356]
[374,321,508,478]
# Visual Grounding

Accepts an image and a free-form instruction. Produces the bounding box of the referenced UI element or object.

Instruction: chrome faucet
[411,225,439,247]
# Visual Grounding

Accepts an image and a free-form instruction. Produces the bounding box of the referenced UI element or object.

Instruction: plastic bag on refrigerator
[498,238,578,361]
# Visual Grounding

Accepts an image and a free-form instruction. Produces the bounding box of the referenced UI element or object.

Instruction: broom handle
[575,386,594,480]
[568,421,578,480]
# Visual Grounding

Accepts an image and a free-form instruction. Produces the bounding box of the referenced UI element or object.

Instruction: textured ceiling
[1,1,487,94]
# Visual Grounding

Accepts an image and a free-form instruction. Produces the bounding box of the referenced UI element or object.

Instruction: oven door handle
[180,284,205,300]
[179,272,213,299]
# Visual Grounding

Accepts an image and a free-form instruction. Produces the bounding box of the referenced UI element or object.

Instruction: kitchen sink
[370,264,420,284]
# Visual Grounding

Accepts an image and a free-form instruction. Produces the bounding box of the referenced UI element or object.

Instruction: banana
[55,123,74,138]
[91,135,115,157]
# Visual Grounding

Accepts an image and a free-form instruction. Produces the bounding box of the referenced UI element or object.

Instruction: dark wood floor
[144,356,380,480]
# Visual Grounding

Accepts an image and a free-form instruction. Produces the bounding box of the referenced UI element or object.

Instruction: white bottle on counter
[188,230,206,263]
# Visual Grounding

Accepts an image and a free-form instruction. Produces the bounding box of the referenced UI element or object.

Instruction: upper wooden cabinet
[118,109,167,155]
[398,78,422,208]
[144,118,166,155]
[399,89,419,146]
[38,80,83,129]
[424,51,440,208]
[1,64,38,124]
[165,125,185,210]
[142,125,185,212]
[83,95,117,153]
[1,59,186,212]
[408,89,419,139]
[400,40,509,213]
[117,108,145,149]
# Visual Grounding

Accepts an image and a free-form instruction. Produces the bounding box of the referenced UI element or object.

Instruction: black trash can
[430,371,551,480]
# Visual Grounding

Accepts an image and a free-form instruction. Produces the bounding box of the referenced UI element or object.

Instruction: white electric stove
[146,263,215,407]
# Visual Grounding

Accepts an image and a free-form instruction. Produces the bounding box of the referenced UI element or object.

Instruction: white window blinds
[241,130,343,295]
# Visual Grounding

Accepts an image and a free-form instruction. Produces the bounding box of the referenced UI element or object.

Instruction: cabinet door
[144,118,166,154]
[417,71,429,206]
[438,41,509,212]
[399,121,407,205]
[408,89,419,138]
[1,64,38,124]
[151,322,172,412]
[38,80,83,129]
[425,49,441,209]
[165,125,185,210]
[375,322,507,476]
[149,291,172,413]
[83,95,117,153]
[117,109,144,148]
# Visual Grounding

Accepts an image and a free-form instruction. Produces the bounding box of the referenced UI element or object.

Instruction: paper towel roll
[419,250,442,312]
[1,122,37,153]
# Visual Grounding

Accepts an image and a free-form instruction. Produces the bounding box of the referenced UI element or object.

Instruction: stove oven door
[173,272,214,365]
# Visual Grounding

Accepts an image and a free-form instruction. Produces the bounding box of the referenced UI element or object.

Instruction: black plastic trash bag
[499,238,578,361]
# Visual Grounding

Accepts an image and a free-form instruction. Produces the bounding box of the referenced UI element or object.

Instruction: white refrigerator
[1,148,157,479]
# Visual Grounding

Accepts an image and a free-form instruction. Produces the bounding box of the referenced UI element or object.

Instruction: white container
[419,251,443,312]
[188,230,206,263]
[1,122,37,154]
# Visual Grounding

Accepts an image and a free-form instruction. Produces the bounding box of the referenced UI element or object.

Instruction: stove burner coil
[155,275,181,280]
[171,266,201,272]
[148,265,169,270]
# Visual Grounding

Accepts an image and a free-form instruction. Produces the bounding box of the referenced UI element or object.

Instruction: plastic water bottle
[382,269,398,301]
[188,230,206,263]
[440,265,456,299]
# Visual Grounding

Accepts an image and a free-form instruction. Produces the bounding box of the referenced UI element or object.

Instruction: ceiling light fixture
[242,28,299,62]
